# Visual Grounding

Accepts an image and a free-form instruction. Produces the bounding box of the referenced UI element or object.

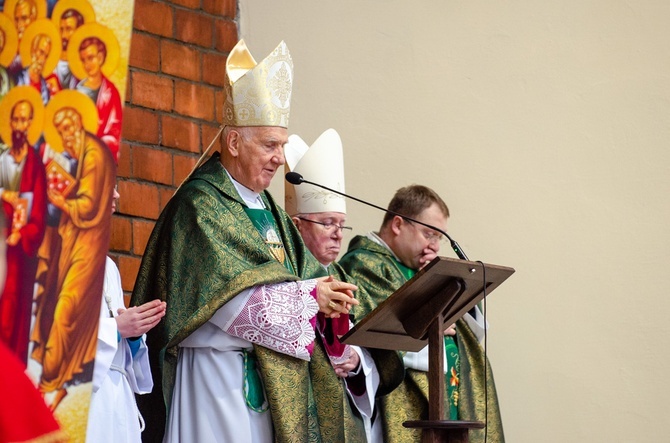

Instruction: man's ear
[226,129,240,158]
[390,215,403,236]
[291,216,302,230]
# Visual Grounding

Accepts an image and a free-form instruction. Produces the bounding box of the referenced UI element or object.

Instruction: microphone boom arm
[288,173,469,260]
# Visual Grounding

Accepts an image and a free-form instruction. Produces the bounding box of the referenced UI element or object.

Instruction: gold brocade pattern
[309,333,367,443]
[457,318,506,443]
[339,235,505,443]
[254,345,317,443]
[224,40,293,128]
[381,370,428,443]
[132,154,328,441]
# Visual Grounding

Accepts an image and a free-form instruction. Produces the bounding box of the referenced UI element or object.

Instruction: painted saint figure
[47,0,96,94]
[33,93,115,411]
[0,86,47,365]
[70,23,121,162]
[0,14,19,99]
[6,0,46,81]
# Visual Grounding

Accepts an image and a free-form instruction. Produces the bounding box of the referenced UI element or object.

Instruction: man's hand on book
[6,231,20,247]
[1,190,18,207]
[47,189,66,211]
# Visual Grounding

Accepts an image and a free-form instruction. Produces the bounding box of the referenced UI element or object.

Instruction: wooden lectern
[341,257,514,443]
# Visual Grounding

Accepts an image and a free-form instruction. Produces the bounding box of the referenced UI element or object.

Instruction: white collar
[225,168,265,209]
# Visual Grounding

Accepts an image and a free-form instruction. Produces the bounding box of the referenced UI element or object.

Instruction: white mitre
[284,128,346,216]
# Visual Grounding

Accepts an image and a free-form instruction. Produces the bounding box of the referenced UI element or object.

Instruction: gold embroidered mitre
[284,129,346,216]
[223,39,293,128]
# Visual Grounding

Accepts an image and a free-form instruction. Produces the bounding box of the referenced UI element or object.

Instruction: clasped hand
[315,276,358,319]
[116,299,167,338]
[332,349,361,377]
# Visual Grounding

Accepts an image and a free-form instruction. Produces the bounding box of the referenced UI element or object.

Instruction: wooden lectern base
[342,258,513,443]
[403,420,485,443]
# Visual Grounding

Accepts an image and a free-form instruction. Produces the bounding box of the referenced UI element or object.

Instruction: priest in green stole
[339,185,505,443]
[285,129,404,442]
[131,40,360,443]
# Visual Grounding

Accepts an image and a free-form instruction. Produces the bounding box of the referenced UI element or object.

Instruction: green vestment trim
[394,259,416,281]
[241,208,292,410]
[244,207,295,274]
[339,235,505,443]
[131,153,360,443]
[394,255,460,420]
[243,349,268,412]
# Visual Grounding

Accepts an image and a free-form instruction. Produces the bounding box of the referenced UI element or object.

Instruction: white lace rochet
[226,280,319,361]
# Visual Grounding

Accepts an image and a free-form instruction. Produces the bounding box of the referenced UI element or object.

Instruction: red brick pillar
[112,0,238,304]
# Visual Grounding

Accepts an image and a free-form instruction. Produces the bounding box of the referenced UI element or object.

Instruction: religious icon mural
[0,0,133,440]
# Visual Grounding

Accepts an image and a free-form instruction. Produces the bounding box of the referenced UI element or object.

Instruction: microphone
[285,172,469,260]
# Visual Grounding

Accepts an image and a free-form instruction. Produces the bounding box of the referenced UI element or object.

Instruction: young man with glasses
[339,185,505,443]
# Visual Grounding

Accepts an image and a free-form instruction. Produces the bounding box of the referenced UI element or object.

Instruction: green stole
[394,260,460,420]
[242,207,293,412]
[244,207,360,441]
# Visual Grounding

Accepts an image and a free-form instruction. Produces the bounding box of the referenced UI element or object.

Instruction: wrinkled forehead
[245,125,288,144]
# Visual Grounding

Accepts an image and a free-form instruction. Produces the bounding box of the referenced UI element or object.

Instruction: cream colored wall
[239,1,670,441]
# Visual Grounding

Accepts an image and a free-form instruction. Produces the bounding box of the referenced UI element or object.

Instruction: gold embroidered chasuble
[339,235,505,443]
[132,153,364,442]
[318,262,405,441]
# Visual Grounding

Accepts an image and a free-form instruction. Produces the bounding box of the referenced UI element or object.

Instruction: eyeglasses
[297,217,353,234]
[405,219,444,244]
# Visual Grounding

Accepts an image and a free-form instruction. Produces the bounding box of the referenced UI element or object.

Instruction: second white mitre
[284,128,347,216]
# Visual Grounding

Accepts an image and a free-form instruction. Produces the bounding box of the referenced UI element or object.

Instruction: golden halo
[0,85,45,146]
[51,0,96,26]
[66,22,119,81]
[3,0,48,26]
[19,19,61,75]
[43,90,99,153]
[0,14,19,67]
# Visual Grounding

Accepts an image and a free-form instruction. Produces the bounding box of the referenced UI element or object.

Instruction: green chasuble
[339,235,505,443]
[131,153,363,443]
[308,261,405,442]
[326,262,405,396]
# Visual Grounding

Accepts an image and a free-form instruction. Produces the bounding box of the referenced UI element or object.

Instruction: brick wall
[110,0,238,304]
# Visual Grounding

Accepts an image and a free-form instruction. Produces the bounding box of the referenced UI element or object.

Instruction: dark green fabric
[244,207,296,274]
[242,349,267,411]
[131,153,351,443]
[339,234,505,443]
[327,262,405,398]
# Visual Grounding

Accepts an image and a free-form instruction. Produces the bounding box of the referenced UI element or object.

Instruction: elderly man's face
[14,1,35,39]
[391,202,447,271]
[30,35,51,75]
[55,114,81,155]
[231,126,287,192]
[294,212,348,266]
